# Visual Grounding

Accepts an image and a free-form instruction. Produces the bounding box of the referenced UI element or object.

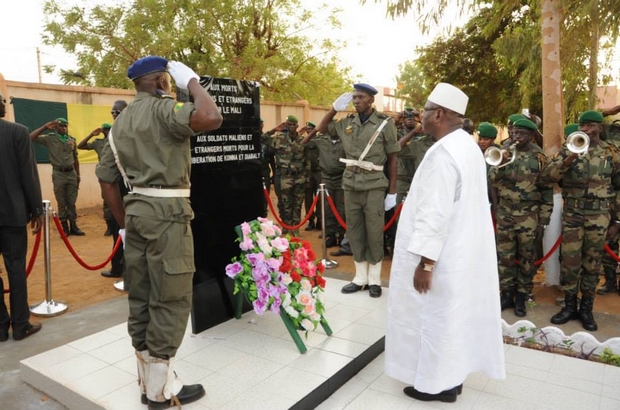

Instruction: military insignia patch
[345,125,353,134]
[173,102,185,113]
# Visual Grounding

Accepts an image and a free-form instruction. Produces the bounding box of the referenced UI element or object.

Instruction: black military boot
[61,220,70,236]
[514,292,527,317]
[69,220,85,236]
[550,293,579,324]
[579,295,598,331]
[596,269,618,295]
[500,290,514,311]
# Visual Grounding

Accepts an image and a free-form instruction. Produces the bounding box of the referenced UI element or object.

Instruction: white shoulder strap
[108,129,132,191]
[358,119,389,163]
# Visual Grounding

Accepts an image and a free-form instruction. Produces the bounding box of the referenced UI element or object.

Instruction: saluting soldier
[29,117,84,236]
[303,121,322,233]
[489,119,553,317]
[305,83,400,298]
[264,115,308,236]
[544,111,620,331]
[96,56,222,407]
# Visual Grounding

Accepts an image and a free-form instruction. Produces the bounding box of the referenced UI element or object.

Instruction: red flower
[291,272,301,282]
[279,250,293,273]
[317,261,325,274]
[290,237,303,244]
[316,275,326,288]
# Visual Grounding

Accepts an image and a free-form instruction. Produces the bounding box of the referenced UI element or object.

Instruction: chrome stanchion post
[114,279,125,292]
[319,184,338,269]
[30,200,68,317]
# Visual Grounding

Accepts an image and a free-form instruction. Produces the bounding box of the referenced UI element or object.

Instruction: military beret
[578,110,604,124]
[508,114,526,125]
[512,118,538,131]
[477,122,498,139]
[404,106,414,112]
[127,56,168,81]
[56,117,68,125]
[306,121,316,127]
[286,115,298,123]
[353,83,378,96]
[564,123,579,136]
[102,123,112,129]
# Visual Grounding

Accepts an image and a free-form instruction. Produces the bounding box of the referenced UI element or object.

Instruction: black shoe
[13,322,42,341]
[0,327,8,342]
[500,291,515,311]
[305,221,316,231]
[101,270,123,278]
[457,384,463,395]
[579,296,598,331]
[104,228,113,236]
[330,247,353,257]
[551,293,579,325]
[325,235,338,248]
[369,285,382,298]
[147,384,205,409]
[70,222,85,236]
[61,221,70,236]
[341,283,367,294]
[403,386,458,403]
[514,292,527,318]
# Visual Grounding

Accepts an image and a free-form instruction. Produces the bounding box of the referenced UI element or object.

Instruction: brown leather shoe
[13,322,42,341]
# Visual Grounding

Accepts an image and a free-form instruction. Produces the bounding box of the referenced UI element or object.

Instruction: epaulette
[346,113,356,119]
[376,112,389,120]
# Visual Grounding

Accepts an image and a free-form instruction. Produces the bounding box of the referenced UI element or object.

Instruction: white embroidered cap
[427,83,469,115]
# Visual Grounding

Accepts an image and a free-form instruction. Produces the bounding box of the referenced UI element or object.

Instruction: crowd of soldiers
[260,93,620,330]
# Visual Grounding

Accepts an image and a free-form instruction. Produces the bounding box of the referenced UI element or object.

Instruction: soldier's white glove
[332,92,353,111]
[384,193,397,211]
[168,61,200,90]
[118,228,126,250]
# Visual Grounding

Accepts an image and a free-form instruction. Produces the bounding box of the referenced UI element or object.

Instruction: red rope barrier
[604,243,620,262]
[326,194,347,230]
[383,203,403,232]
[52,214,122,270]
[533,234,562,266]
[3,229,42,294]
[263,188,319,231]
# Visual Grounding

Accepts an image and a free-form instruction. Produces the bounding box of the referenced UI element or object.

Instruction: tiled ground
[20,276,620,410]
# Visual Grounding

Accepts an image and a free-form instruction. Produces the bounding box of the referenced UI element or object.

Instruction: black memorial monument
[184,77,264,334]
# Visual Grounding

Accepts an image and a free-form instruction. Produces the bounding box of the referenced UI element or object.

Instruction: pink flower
[260,221,276,237]
[239,236,254,251]
[297,291,313,306]
[256,232,272,255]
[282,274,293,285]
[225,262,243,278]
[241,222,251,236]
[253,299,267,315]
[303,302,315,315]
[271,237,289,252]
[301,319,314,331]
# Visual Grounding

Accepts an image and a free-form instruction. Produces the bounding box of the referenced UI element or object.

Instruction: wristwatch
[421,263,435,272]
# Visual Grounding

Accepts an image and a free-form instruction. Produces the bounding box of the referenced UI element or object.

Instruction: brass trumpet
[566,131,589,157]
[484,143,517,168]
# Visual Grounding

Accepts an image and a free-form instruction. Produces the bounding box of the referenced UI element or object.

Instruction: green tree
[42,0,352,105]
[394,60,429,109]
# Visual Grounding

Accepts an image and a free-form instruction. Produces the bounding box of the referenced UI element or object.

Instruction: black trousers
[0,226,31,333]
[107,214,125,275]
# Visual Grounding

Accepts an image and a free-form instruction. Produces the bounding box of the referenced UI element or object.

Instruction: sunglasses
[111,110,122,115]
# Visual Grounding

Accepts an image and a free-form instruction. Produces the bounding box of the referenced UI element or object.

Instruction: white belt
[339,158,384,171]
[131,187,191,198]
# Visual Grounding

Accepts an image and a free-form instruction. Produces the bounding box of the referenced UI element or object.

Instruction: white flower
[296,291,313,306]
[300,278,312,292]
[301,319,314,331]
[285,305,299,318]
[282,274,293,285]
[282,292,292,307]
[310,312,321,321]
[256,232,273,255]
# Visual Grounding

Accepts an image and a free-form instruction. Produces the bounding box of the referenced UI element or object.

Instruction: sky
[0,0,464,88]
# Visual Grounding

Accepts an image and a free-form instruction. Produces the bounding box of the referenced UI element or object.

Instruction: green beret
[102,123,112,129]
[578,110,604,124]
[56,117,68,125]
[508,114,526,125]
[513,118,538,131]
[477,122,498,139]
[306,121,316,127]
[564,123,579,136]
[287,115,298,123]
[404,106,414,112]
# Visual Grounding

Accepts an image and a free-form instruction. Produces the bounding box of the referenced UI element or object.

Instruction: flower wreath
[225,217,327,333]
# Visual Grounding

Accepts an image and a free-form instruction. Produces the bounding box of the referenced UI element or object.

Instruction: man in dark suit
[0,93,43,341]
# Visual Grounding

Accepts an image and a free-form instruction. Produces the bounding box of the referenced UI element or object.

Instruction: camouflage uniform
[489,145,553,295]
[543,141,620,299]
[315,134,346,241]
[266,130,308,234]
[599,125,620,294]
[304,139,321,228]
[326,110,400,265]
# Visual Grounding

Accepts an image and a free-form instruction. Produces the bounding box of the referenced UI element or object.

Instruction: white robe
[385,128,505,394]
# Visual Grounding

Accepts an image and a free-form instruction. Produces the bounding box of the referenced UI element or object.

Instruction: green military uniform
[83,134,113,223]
[96,91,197,359]
[33,128,79,226]
[315,134,346,241]
[599,121,620,294]
[326,110,400,264]
[304,138,321,229]
[265,129,308,235]
[489,144,553,296]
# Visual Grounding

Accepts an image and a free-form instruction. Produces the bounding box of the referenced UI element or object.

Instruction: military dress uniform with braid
[543,141,620,315]
[326,110,400,266]
[33,132,79,230]
[266,130,308,234]
[96,91,197,359]
[489,145,553,301]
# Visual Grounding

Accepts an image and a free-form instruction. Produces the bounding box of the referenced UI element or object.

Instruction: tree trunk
[541,0,564,157]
